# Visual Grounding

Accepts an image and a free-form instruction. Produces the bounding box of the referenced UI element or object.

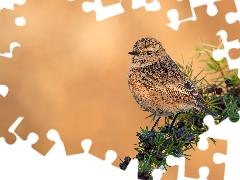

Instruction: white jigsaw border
[0,0,240,179]
[212,30,240,78]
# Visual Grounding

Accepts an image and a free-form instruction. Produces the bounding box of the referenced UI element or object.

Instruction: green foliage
[119,38,240,180]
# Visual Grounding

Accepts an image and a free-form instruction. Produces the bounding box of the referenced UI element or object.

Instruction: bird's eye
[147,51,152,55]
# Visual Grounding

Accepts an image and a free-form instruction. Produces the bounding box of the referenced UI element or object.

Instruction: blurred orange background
[0,0,239,179]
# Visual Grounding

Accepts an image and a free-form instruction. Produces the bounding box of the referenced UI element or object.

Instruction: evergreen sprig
[119,38,240,180]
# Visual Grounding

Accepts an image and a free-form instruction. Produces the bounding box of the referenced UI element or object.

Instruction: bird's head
[128,37,166,65]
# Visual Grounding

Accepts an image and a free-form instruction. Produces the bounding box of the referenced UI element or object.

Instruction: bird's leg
[169,113,180,132]
[151,116,161,131]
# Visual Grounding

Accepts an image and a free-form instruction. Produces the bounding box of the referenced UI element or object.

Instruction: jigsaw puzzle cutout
[15,16,26,26]
[166,155,209,180]
[3,114,240,179]
[71,139,141,180]
[152,169,163,180]
[0,42,21,58]
[81,0,161,21]
[0,117,42,160]
[212,30,240,78]
[0,0,26,11]
[0,118,145,180]
[198,112,240,180]
[45,129,67,157]
[0,84,9,97]
[131,0,161,12]
[167,0,220,31]
[225,0,240,24]
[0,1,26,58]
[2,0,240,179]
[82,0,124,21]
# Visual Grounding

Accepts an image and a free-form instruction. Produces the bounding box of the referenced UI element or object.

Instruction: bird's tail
[197,104,218,117]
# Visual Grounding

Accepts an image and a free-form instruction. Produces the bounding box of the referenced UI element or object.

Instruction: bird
[127,37,218,131]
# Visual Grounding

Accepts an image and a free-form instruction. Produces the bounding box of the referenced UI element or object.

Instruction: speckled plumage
[127,37,217,118]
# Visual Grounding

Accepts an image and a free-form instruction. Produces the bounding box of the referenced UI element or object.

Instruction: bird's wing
[136,58,204,104]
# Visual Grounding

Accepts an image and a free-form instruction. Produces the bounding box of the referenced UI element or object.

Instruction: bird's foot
[151,116,161,131]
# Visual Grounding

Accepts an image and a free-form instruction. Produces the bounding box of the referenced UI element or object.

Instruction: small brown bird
[127,37,217,130]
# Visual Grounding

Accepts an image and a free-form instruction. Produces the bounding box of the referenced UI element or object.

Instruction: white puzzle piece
[212,30,240,78]
[0,120,140,180]
[15,16,26,26]
[167,0,220,31]
[225,0,240,24]
[0,85,9,97]
[0,42,21,58]
[2,0,240,179]
[131,0,161,12]
[0,0,26,10]
[152,169,164,180]
[66,139,139,180]
[82,0,124,21]
[0,0,26,58]
[0,117,43,160]
[198,112,240,180]
[166,155,209,180]
[45,129,67,157]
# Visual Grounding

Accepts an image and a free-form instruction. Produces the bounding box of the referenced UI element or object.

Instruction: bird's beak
[128,51,138,55]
